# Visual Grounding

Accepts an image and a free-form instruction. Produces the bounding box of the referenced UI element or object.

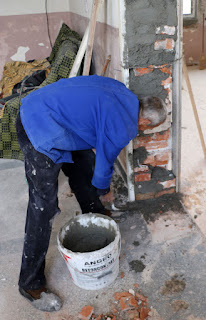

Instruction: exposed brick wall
[133,123,175,200]
[130,34,175,200]
[125,0,177,201]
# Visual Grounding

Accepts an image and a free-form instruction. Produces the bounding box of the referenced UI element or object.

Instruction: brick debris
[78,286,150,320]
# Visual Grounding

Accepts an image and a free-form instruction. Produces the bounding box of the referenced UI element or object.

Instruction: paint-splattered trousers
[16,112,106,290]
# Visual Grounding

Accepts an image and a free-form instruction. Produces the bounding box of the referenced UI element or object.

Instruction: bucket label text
[82,258,115,272]
[84,253,112,266]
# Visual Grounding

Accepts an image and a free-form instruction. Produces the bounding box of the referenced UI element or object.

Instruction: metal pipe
[119,0,135,202]
[172,0,183,192]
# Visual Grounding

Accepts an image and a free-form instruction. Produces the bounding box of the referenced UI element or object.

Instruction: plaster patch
[154,39,175,51]
[10,46,30,62]
[156,25,176,35]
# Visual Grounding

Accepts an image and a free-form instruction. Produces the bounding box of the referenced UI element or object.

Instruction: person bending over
[15,75,166,312]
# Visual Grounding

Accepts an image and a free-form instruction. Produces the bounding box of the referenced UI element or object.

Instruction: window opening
[183,0,192,15]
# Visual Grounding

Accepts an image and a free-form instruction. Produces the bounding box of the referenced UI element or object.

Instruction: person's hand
[99,190,114,205]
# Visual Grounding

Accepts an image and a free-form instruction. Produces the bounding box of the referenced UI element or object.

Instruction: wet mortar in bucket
[62,223,115,253]
[57,214,121,290]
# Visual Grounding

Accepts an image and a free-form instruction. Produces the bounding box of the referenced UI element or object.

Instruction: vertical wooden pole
[182,58,206,158]
[69,25,90,78]
[83,0,101,76]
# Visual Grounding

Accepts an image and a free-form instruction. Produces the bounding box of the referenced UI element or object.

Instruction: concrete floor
[181,66,206,236]
[1,66,206,320]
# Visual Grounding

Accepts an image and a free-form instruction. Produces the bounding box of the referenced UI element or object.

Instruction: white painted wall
[68,0,119,28]
[0,0,69,16]
[0,0,119,28]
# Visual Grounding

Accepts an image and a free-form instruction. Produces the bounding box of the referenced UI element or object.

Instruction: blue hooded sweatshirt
[20,75,139,190]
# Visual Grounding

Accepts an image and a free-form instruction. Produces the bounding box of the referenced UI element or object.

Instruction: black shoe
[19,286,62,312]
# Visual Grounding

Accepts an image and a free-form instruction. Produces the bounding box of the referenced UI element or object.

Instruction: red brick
[134,67,152,76]
[135,172,151,182]
[140,307,150,320]
[159,178,176,189]
[114,292,133,300]
[145,141,168,151]
[128,296,139,309]
[156,161,168,166]
[143,157,162,166]
[155,187,175,198]
[134,165,149,173]
[135,292,148,302]
[138,117,153,131]
[120,297,132,311]
[134,130,170,149]
[154,39,174,51]
[160,65,172,74]
[134,64,172,77]
[155,130,170,141]
[155,151,171,162]
[162,75,172,85]
[135,192,155,201]
[166,39,174,50]
[79,306,94,320]
[119,296,139,312]
[134,136,152,147]
[162,76,172,94]
[142,150,171,167]
[142,154,156,166]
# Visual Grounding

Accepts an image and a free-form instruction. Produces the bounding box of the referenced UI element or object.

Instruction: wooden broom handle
[83,0,101,76]
[69,25,90,78]
[182,58,206,158]
[202,13,205,53]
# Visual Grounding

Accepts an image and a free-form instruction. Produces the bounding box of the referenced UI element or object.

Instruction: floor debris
[79,305,94,320]
[78,288,150,320]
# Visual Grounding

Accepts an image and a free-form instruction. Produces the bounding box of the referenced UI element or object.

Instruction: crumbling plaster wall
[124,0,178,200]
[183,0,206,65]
[0,1,122,81]
[66,1,122,81]
[0,1,69,77]
[0,0,180,200]
[0,0,126,174]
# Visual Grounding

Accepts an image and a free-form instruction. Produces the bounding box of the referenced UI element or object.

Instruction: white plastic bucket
[57,213,121,290]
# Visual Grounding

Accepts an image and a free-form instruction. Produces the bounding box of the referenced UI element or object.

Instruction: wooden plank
[83,0,102,76]
[69,25,89,78]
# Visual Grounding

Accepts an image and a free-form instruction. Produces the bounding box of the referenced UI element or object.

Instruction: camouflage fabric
[0,23,81,160]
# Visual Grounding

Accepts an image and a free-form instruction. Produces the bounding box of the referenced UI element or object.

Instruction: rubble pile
[78,287,150,320]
